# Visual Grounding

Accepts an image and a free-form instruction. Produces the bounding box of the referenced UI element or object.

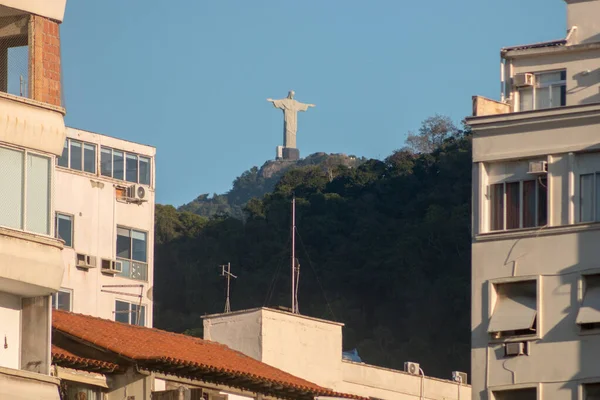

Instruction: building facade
[203,308,471,400]
[0,0,68,398]
[468,1,600,399]
[54,127,156,327]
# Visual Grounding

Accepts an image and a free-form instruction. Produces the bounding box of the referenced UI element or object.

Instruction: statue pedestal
[282,147,300,161]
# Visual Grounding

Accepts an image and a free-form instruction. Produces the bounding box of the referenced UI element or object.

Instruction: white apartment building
[468,1,600,399]
[0,0,68,398]
[54,127,156,327]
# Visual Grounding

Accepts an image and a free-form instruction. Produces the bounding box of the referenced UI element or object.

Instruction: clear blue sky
[61,0,565,206]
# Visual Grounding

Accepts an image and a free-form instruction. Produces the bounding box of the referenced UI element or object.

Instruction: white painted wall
[0,292,20,369]
[55,128,155,325]
[203,308,471,400]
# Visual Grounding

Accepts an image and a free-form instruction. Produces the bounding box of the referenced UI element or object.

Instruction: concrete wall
[21,296,50,374]
[0,0,67,23]
[0,292,20,369]
[107,367,152,400]
[56,127,156,325]
[203,308,470,400]
[339,361,470,400]
[0,366,61,400]
[567,0,600,45]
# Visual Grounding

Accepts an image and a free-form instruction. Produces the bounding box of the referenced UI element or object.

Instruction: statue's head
[287,90,295,99]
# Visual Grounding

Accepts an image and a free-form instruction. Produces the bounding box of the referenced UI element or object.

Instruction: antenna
[291,196,300,314]
[219,262,237,313]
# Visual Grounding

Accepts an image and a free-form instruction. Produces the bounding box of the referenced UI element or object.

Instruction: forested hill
[153,115,472,379]
[178,152,366,219]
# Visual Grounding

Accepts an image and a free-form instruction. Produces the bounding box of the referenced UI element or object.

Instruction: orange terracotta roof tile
[52,344,120,372]
[53,310,364,400]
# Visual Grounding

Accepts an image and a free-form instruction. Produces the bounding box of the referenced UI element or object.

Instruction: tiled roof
[53,310,363,400]
[52,344,120,373]
[502,39,566,53]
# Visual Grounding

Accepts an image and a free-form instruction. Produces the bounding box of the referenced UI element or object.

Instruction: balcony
[0,367,61,400]
[0,227,64,297]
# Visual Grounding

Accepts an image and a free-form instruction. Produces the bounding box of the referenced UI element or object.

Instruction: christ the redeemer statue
[267,90,315,149]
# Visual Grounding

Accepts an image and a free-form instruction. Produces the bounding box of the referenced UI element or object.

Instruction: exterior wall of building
[470,8,600,398]
[0,0,67,23]
[55,127,156,325]
[0,292,21,369]
[340,361,470,400]
[0,367,61,400]
[203,308,471,400]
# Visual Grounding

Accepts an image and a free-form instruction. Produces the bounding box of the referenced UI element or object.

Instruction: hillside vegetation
[154,115,472,378]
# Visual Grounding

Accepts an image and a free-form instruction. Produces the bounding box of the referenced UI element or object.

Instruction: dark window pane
[70,140,82,171]
[538,177,548,226]
[116,227,131,259]
[523,180,536,228]
[131,230,147,262]
[581,174,594,222]
[560,85,567,106]
[58,140,68,167]
[506,182,521,229]
[57,291,71,311]
[57,213,73,247]
[126,154,138,183]
[131,304,145,326]
[113,151,124,180]
[101,148,112,177]
[115,301,130,323]
[139,157,151,185]
[83,144,96,173]
[490,184,504,231]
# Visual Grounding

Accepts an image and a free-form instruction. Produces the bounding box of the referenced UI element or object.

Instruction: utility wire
[295,227,338,322]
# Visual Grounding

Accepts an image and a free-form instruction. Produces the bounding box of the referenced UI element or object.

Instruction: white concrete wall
[0,292,20,369]
[203,309,263,361]
[340,361,470,400]
[56,128,155,325]
[567,0,600,45]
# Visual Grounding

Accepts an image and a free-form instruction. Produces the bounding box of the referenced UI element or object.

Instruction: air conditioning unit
[452,371,468,384]
[76,253,96,269]
[404,361,420,376]
[513,73,534,87]
[505,342,527,357]
[528,160,548,174]
[127,184,147,202]
[101,259,123,274]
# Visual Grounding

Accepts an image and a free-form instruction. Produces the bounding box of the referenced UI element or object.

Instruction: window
[585,383,600,400]
[0,17,29,98]
[492,388,536,400]
[100,146,151,185]
[579,173,600,223]
[115,300,146,326]
[489,177,547,231]
[116,226,148,281]
[488,280,537,338]
[51,289,72,311]
[577,275,600,330]
[64,382,102,400]
[518,70,566,111]
[55,213,73,247]
[0,146,51,234]
[57,138,96,174]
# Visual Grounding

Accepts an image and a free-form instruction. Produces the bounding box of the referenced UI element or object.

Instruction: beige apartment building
[0,0,68,398]
[468,0,600,399]
[53,127,156,327]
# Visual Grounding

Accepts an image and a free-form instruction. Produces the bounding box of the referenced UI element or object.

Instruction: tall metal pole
[291,196,296,313]
[225,262,231,313]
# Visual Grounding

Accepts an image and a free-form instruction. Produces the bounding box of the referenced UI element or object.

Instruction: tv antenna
[291,195,300,314]
[219,262,237,313]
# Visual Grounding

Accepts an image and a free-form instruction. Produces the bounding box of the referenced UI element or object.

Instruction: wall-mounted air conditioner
[101,259,123,274]
[514,73,534,87]
[505,342,528,357]
[76,253,96,269]
[126,184,147,203]
[452,371,468,384]
[528,161,548,174]
[404,361,420,376]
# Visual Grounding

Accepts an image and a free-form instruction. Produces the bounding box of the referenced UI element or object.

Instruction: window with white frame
[518,70,566,111]
[489,177,547,231]
[577,274,600,331]
[55,212,73,247]
[584,383,600,400]
[492,388,536,400]
[116,226,148,281]
[51,289,72,311]
[0,145,51,235]
[115,300,146,326]
[488,280,537,339]
[101,146,151,185]
[57,138,96,174]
